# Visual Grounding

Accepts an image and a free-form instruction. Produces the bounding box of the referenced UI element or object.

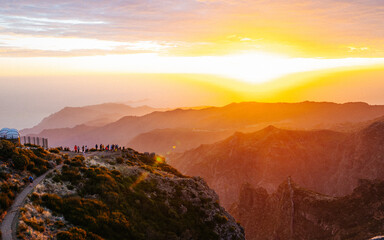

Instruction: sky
[1,0,384,128]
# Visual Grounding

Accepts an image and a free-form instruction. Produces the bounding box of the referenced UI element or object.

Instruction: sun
[203,52,292,84]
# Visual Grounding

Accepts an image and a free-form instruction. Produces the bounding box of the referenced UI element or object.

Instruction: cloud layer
[0,0,383,57]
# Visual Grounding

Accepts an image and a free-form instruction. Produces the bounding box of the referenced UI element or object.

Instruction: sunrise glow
[1,0,384,128]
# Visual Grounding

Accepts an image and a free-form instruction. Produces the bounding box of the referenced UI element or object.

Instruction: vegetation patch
[0,140,61,216]
[31,151,244,240]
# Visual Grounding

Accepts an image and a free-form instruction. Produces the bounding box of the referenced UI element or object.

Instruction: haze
[1,0,384,129]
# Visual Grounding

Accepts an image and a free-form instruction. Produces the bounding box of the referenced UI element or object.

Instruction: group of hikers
[72,144,123,153]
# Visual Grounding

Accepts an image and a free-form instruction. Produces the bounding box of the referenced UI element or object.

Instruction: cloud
[0,34,174,52]
[0,0,383,57]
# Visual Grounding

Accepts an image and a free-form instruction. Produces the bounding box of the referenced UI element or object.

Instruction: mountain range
[169,118,384,239]
[13,101,384,239]
[170,120,384,208]
[22,102,384,152]
[20,103,165,136]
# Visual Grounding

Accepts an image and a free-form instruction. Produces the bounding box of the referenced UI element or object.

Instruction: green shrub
[0,193,12,210]
[27,162,35,171]
[115,157,124,164]
[0,140,16,160]
[214,213,228,224]
[69,227,87,239]
[49,148,60,154]
[12,153,30,170]
[23,217,45,232]
[31,147,48,158]
[31,167,41,175]
[52,174,61,183]
[57,231,79,240]
[0,170,10,180]
[30,193,41,204]
[55,221,65,229]
[56,157,64,165]
[57,227,103,240]
[138,155,155,165]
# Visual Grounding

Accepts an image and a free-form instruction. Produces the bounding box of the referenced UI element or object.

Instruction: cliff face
[231,179,384,240]
[170,121,384,209]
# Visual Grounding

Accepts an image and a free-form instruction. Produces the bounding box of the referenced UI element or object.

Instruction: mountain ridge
[169,119,384,209]
[20,103,165,135]
[24,101,384,150]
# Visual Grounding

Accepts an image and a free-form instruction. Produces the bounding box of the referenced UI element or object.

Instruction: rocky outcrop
[24,151,244,240]
[231,179,384,240]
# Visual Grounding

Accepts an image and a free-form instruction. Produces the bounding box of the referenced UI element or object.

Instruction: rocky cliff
[231,178,384,240]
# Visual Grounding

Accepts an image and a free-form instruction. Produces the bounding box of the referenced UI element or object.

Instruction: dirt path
[1,165,62,240]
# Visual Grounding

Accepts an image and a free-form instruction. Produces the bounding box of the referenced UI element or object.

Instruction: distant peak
[262,125,279,132]
[361,121,384,137]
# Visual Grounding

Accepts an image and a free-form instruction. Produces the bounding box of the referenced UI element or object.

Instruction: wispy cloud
[0,0,383,57]
[0,34,173,51]
[9,16,106,25]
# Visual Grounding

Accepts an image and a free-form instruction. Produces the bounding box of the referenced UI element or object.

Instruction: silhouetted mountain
[34,125,98,147]
[230,179,384,240]
[170,119,384,210]
[29,101,384,149]
[21,103,164,135]
[331,114,384,132]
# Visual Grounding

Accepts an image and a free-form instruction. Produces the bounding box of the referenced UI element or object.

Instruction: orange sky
[1,0,384,128]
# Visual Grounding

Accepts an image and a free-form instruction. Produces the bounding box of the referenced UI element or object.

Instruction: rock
[232,179,384,240]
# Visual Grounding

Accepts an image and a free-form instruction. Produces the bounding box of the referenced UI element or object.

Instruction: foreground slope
[0,140,62,218]
[18,150,244,240]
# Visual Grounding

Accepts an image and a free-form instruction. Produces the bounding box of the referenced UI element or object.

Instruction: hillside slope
[17,150,245,240]
[0,140,62,219]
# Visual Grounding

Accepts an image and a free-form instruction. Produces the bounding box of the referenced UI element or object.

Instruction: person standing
[28,176,34,186]
[74,145,77,153]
